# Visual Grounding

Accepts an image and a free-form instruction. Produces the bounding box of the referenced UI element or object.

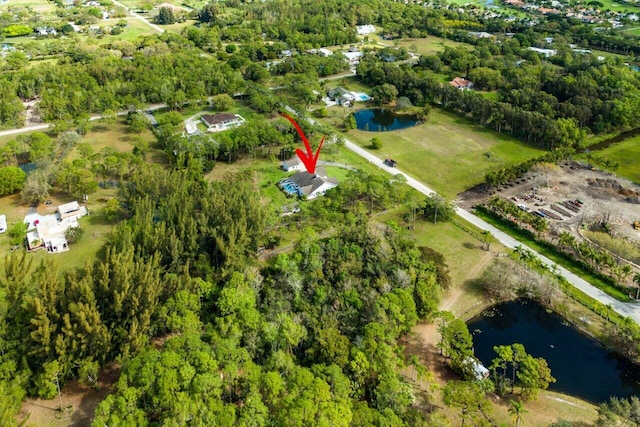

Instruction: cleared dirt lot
[459,161,640,246]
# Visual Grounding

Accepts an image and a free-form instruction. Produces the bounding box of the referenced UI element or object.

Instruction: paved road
[0,104,167,138]
[345,140,640,323]
[286,106,640,324]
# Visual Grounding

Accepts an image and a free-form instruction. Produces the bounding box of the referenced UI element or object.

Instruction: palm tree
[509,399,528,427]
[633,273,640,301]
[558,231,575,252]
[481,230,491,251]
[621,264,633,284]
[514,245,532,270]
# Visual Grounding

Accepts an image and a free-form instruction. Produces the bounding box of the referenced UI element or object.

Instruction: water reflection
[354,109,418,132]
[468,299,640,403]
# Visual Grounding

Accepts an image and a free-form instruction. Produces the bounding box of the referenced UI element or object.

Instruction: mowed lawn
[580,136,640,185]
[367,34,473,56]
[0,0,56,13]
[335,108,545,197]
[110,18,159,41]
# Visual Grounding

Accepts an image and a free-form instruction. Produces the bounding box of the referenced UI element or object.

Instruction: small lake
[468,299,640,403]
[354,109,418,132]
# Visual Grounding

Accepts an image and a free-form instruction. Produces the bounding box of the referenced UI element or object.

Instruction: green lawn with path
[365,34,473,56]
[324,107,545,198]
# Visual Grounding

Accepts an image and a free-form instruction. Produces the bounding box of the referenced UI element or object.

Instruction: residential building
[281,157,304,172]
[58,201,88,220]
[528,47,557,58]
[327,87,356,107]
[25,202,87,253]
[318,48,333,57]
[0,214,6,233]
[356,24,376,35]
[450,77,474,90]
[201,113,245,132]
[343,51,363,65]
[277,167,338,200]
[185,122,198,135]
[468,31,495,39]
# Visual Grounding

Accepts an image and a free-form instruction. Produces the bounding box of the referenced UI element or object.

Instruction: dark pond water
[468,299,640,403]
[354,109,418,132]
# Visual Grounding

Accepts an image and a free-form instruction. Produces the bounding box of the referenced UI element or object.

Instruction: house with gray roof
[278,167,338,200]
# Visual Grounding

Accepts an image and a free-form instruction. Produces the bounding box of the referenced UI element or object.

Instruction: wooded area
[1,0,640,424]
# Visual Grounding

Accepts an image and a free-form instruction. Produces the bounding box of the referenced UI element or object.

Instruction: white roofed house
[327,87,356,107]
[343,51,363,65]
[24,201,88,253]
[528,47,557,58]
[58,201,88,220]
[356,24,376,35]
[281,157,304,172]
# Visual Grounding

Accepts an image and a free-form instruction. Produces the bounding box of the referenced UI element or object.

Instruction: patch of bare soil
[18,365,120,427]
[459,161,640,247]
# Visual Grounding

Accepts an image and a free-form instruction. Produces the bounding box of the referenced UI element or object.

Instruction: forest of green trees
[2,0,640,424]
[0,163,451,425]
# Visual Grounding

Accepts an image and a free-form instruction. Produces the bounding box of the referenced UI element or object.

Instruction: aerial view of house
[201,113,246,132]
[277,166,338,200]
[24,201,88,253]
[450,77,474,90]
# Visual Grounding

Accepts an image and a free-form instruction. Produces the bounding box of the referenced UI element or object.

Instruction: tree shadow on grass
[463,241,481,250]
[90,124,111,133]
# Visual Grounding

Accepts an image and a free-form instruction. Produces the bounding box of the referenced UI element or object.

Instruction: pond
[354,109,418,132]
[467,299,640,403]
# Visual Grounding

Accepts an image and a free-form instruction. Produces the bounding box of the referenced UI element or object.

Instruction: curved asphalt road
[341,137,640,324]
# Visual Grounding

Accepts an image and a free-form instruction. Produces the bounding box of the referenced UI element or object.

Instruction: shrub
[3,24,32,37]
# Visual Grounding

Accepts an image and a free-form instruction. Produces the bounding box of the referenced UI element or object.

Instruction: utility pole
[55,372,63,412]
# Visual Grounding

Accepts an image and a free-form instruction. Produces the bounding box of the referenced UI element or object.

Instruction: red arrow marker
[281,113,325,175]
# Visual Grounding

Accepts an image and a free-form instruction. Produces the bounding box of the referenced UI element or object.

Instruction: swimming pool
[279,180,301,196]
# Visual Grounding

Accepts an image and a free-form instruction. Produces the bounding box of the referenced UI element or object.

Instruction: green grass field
[0,0,56,13]
[366,34,473,56]
[111,18,158,41]
[3,19,157,52]
[588,0,640,13]
[578,136,640,184]
[408,216,495,287]
[623,26,640,35]
[323,107,545,197]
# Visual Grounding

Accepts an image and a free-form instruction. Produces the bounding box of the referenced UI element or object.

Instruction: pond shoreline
[354,108,418,132]
[469,298,640,403]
